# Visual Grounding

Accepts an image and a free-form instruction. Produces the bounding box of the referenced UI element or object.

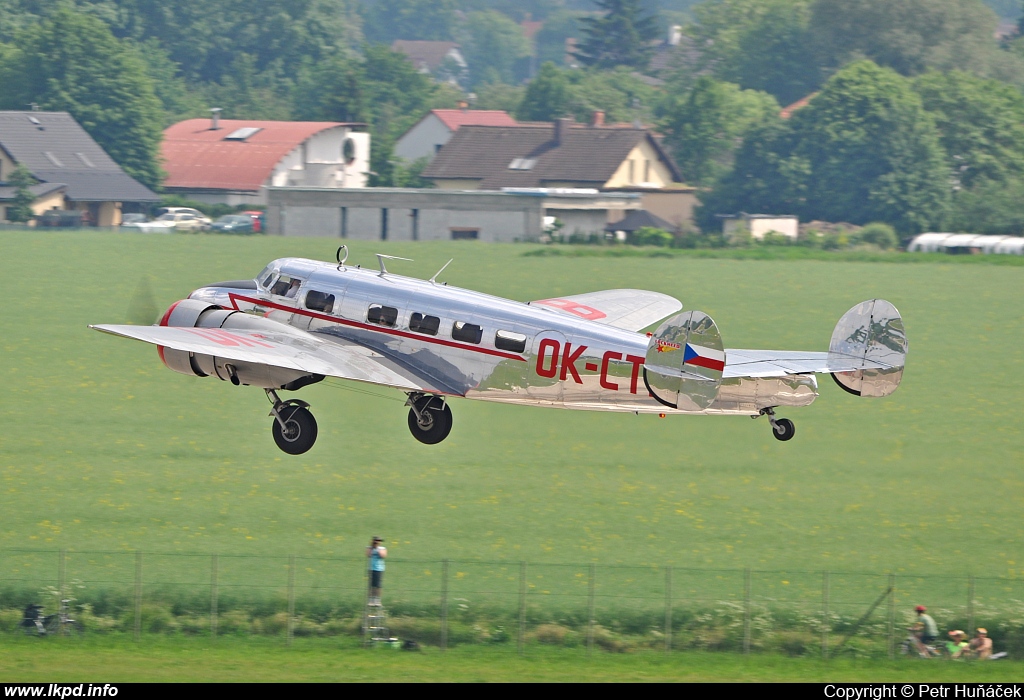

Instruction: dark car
[210,214,255,233]
[37,210,84,227]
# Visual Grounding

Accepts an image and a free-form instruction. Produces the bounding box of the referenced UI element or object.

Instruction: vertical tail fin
[643,310,725,410]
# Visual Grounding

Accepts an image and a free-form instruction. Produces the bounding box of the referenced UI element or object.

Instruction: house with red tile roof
[394,108,519,163]
[161,115,369,205]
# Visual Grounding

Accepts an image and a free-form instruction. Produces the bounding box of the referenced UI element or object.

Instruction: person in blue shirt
[367,536,387,606]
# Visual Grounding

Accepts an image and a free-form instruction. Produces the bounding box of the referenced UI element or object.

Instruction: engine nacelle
[156,299,322,390]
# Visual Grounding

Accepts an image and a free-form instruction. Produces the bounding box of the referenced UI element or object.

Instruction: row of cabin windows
[273,282,528,354]
[370,304,527,353]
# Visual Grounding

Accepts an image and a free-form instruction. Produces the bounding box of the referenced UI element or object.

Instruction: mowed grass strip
[1,636,1023,682]
[1,231,1022,594]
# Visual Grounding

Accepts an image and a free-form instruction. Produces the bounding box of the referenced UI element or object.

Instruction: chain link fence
[1,548,1021,657]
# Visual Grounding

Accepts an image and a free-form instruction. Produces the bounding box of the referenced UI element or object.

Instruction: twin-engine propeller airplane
[91,249,907,455]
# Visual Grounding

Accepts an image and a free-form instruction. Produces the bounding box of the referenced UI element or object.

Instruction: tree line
[2,0,1024,234]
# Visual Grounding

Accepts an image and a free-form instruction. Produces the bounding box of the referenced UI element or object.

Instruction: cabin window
[368,304,398,327]
[452,321,482,344]
[409,312,440,336]
[257,266,276,289]
[305,290,335,314]
[495,330,527,353]
[271,275,302,298]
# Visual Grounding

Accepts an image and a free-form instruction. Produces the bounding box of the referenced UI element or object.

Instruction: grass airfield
[2,231,1023,658]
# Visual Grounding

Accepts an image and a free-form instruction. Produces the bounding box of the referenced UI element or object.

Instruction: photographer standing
[367,536,387,606]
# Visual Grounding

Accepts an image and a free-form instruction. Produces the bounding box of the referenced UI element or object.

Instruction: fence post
[440,558,449,651]
[57,549,66,636]
[743,568,751,655]
[210,554,219,640]
[967,575,975,636]
[133,551,142,642]
[822,570,830,660]
[518,561,527,656]
[887,573,896,659]
[587,563,596,657]
[664,566,673,653]
[287,555,296,647]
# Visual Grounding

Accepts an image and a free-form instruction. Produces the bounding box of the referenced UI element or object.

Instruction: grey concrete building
[266,186,643,241]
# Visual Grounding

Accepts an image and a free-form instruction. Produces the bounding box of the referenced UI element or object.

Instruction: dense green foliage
[698,62,951,233]
[0,7,165,188]
[657,77,779,186]
[574,0,661,69]
[5,164,36,222]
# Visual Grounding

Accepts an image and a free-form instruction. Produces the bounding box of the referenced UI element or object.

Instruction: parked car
[37,210,84,227]
[154,207,212,229]
[120,213,148,226]
[241,210,265,233]
[123,212,206,233]
[210,214,255,233]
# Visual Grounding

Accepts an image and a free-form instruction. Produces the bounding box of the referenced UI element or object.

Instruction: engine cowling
[156,299,323,390]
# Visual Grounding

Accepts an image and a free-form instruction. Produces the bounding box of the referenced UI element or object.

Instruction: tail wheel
[272,405,318,454]
[407,396,453,445]
[772,418,795,442]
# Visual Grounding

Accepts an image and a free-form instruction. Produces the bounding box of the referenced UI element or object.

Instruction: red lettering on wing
[184,328,275,348]
[534,298,607,321]
[536,338,560,378]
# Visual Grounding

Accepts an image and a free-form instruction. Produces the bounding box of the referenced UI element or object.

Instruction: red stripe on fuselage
[226,293,527,362]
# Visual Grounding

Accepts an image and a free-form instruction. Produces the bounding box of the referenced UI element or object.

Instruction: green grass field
[2,636,1023,682]
[1,231,1023,655]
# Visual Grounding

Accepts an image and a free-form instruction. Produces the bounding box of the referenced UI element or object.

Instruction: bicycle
[46,598,83,636]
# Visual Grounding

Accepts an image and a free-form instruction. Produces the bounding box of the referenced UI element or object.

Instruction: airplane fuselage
[188,257,818,416]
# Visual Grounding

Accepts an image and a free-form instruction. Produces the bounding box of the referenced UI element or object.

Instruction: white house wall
[270,127,369,189]
[394,114,450,162]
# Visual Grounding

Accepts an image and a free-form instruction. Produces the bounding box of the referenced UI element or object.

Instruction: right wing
[91,324,444,393]
[530,289,682,331]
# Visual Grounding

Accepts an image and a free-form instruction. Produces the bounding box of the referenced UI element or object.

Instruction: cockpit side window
[271,275,303,298]
[257,266,276,289]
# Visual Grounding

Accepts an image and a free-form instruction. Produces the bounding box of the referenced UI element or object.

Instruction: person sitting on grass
[945,630,969,659]
[968,628,992,659]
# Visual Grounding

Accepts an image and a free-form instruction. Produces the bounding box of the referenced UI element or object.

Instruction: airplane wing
[723,349,894,378]
[90,324,442,393]
[530,289,682,331]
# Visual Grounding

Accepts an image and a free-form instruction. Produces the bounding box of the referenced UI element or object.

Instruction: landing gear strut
[406,393,452,445]
[758,407,795,442]
[267,389,318,454]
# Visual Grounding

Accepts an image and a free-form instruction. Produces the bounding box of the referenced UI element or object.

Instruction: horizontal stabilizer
[643,310,724,410]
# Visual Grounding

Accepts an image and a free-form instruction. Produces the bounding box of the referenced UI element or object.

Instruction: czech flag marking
[683,343,725,372]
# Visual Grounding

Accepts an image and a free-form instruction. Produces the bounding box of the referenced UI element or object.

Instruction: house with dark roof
[394,109,519,163]
[161,116,369,205]
[423,118,683,191]
[0,111,158,225]
[423,117,699,229]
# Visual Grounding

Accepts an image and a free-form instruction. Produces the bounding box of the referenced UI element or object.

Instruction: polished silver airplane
[91,249,908,455]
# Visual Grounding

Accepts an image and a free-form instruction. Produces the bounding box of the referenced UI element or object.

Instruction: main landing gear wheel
[407,394,452,445]
[267,389,317,455]
[771,418,795,442]
[272,404,318,454]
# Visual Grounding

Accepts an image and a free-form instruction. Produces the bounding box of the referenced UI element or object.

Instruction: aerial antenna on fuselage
[336,245,349,271]
[375,253,413,277]
[429,259,454,285]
